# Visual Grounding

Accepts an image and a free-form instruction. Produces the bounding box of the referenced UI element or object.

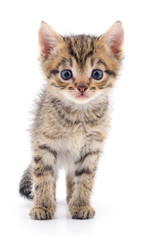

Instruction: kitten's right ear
[38,21,63,61]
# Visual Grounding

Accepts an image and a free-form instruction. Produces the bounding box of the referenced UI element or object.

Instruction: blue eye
[92,69,103,80]
[61,70,72,80]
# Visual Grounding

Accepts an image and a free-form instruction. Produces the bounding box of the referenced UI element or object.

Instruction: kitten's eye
[61,70,72,80]
[92,69,103,80]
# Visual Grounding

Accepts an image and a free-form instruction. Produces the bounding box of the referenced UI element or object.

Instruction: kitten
[19,21,124,220]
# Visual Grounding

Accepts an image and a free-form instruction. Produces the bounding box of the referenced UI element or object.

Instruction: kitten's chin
[61,91,99,105]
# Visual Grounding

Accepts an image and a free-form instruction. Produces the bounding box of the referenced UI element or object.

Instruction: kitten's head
[38,21,124,104]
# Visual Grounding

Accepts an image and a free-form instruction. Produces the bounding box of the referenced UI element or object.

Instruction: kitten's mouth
[68,90,96,101]
[76,93,88,99]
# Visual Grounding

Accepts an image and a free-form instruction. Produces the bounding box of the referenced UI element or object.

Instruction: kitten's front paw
[70,206,95,220]
[29,206,55,220]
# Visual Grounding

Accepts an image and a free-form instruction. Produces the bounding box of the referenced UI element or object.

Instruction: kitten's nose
[77,85,88,94]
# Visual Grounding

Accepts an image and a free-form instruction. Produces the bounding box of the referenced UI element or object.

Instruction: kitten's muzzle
[77,85,88,94]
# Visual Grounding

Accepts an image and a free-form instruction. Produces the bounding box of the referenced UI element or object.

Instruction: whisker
[87,90,96,93]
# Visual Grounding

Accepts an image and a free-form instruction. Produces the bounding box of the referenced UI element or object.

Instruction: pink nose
[77,85,88,93]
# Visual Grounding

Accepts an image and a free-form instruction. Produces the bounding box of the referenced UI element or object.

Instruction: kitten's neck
[46,89,109,125]
[47,86,108,107]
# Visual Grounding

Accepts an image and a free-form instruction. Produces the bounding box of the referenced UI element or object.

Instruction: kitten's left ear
[38,21,63,61]
[100,22,124,59]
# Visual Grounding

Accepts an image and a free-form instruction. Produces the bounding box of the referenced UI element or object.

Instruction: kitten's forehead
[63,35,99,68]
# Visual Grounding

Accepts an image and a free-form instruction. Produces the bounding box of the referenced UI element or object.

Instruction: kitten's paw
[70,206,95,220]
[29,206,55,220]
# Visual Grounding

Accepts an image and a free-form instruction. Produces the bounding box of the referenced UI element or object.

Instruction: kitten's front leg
[68,151,99,220]
[29,144,57,220]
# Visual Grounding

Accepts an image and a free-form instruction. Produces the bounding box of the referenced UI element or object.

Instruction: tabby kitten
[19,21,124,220]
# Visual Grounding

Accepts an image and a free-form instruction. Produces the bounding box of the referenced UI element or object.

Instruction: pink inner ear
[108,27,124,56]
[110,37,122,54]
[39,26,55,58]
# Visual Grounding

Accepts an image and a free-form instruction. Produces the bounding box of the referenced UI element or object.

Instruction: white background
[0,0,148,239]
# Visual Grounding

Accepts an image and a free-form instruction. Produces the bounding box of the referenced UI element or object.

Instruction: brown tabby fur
[19,21,124,220]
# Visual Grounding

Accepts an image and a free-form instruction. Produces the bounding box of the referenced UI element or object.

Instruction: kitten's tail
[19,165,33,200]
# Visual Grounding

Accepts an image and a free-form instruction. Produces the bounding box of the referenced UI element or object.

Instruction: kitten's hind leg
[66,175,75,204]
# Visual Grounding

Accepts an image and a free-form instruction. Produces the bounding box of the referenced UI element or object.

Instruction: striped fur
[19,21,124,220]
[19,165,33,200]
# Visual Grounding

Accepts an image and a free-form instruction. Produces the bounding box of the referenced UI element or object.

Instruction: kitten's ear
[38,21,63,61]
[100,22,124,59]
